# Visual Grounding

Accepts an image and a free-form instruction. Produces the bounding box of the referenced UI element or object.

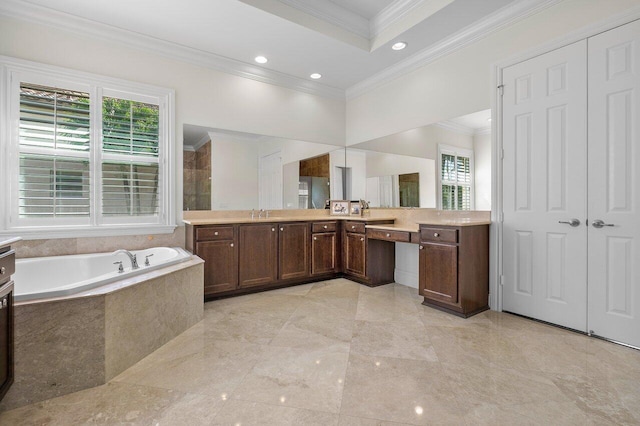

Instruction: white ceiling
[2,0,558,96]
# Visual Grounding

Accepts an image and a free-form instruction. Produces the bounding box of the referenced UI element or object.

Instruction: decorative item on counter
[329,200,350,216]
[350,201,361,216]
[359,199,370,217]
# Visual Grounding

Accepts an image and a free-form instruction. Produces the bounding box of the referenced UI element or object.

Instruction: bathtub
[13,247,191,302]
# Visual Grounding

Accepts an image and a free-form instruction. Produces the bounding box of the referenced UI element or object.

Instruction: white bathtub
[14,247,192,301]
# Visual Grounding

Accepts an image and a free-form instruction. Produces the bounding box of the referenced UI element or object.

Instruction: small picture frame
[350,201,361,216]
[330,200,350,216]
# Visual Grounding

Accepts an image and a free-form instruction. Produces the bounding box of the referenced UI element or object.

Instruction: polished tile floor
[2,278,639,425]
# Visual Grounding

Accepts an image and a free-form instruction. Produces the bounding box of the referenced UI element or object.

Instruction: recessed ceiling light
[254,56,268,64]
[310,73,322,79]
[392,41,407,51]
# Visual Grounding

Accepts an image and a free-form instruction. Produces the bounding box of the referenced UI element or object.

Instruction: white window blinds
[440,149,473,210]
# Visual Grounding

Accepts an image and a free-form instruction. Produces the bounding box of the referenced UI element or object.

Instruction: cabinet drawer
[196,226,234,241]
[345,221,365,234]
[367,229,411,243]
[312,221,337,233]
[420,227,458,244]
[0,251,15,284]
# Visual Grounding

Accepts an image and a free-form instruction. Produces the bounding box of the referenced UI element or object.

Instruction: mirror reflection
[182,109,492,212]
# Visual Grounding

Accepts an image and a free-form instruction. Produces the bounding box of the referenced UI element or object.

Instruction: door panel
[502,40,588,331]
[587,19,640,347]
[279,223,309,280]
[238,224,278,288]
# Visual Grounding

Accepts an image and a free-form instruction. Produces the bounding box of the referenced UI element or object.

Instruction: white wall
[0,16,346,222]
[474,132,492,211]
[346,0,640,145]
[211,137,259,210]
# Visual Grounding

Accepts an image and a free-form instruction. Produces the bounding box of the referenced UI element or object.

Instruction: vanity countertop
[415,218,492,227]
[0,237,22,248]
[183,216,397,226]
[365,224,419,233]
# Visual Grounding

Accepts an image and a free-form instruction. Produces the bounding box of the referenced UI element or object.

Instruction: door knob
[558,218,581,227]
[592,219,614,228]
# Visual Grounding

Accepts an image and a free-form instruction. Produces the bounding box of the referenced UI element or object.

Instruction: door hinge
[500,148,504,160]
[499,211,504,223]
[497,84,504,96]
[500,275,505,286]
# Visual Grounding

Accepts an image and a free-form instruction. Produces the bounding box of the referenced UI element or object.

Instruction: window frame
[0,56,176,239]
[437,144,475,211]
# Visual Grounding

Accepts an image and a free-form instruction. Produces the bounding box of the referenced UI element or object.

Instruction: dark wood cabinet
[238,223,278,288]
[418,225,489,317]
[278,223,309,280]
[197,240,237,295]
[344,232,366,277]
[310,221,338,276]
[0,244,15,403]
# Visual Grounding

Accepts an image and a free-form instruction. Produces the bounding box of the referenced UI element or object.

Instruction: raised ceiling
[1,0,560,98]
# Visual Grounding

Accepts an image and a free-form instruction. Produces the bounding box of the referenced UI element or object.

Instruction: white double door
[502,20,640,348]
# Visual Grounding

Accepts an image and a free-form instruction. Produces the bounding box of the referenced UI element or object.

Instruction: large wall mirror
[182,109,492,212]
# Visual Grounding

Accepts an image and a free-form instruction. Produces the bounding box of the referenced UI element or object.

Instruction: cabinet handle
[434,233,439,237]
[230,243,234,247]
[0,267,5,275]
[419,246,424,250]
[2,298,6,307]
[313,237,317,241]
[360,237,364,241]
[323,225,328,229]
[214,231,219,236]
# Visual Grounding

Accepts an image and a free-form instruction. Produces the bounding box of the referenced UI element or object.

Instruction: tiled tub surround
[0,257,204,411]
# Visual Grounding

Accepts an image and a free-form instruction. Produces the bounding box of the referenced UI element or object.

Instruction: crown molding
[475,127,492,136]
[347,0,563,100]
[0,0,344,100]
[183,145,196,152]
[192,134,211,151]
[278,0,370,39]
[436,121,474,136]
[370,0,426,38]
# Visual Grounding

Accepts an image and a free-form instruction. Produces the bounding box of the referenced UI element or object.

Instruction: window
[438,145,474,210]
[1,57,175,237]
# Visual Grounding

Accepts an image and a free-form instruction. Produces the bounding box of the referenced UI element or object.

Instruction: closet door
[502,41,588,331]
[587,20,640,348]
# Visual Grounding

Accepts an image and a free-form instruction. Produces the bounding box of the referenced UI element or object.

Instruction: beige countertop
[415,219,492,227]
[365,224,419,233]
[0,237,22,248]
[183,216,397,226]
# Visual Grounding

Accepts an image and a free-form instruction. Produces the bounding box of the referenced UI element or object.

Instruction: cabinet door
[196,240,237,295]
[0,282,13,402]
[344,232,366,277]
[311,232,336,275]
[279,223,309,280]
[419,243,458,304]
[239,224,278,288]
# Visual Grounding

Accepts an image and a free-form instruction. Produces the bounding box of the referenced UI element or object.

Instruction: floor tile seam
[229,393,343,416]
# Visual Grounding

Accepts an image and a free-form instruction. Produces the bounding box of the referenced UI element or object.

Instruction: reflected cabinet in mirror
[182,109,491,212]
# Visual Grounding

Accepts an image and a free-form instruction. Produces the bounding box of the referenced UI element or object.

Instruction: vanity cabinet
[0,243,15,402]
[189,225,238,296]
[311,221,338,276]
[418,224,489,317]
[278,223,310,280]
[343,220,395,286]
[238,223,278,288]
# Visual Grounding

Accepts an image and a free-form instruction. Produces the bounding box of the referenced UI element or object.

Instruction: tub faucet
[114,249,139,270]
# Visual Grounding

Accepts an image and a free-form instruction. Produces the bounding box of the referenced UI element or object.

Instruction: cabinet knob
[313,237,317,241]
[360,237,364,242]
[386,233,390,237]
[323,225,328,229]
[434,233,439,237]
[280,227,284,231]
[419,246,424,250]
[2,298,5,307]
[271,228,275,232]
[351,225,355,229]
[214,231,219,236]
[230,243,234,247]
[0,267,5,275]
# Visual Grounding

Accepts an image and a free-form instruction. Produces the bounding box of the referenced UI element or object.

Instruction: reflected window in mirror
[439,145,474,210]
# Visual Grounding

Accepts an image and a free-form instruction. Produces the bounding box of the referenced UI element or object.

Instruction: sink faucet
[258,209,265,219]
[251,209,256,220]
[113,249,139,270]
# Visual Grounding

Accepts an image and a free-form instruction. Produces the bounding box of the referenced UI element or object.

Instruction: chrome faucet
[114,249,139,270]
[258,209,265,219]
[251,209,256,220]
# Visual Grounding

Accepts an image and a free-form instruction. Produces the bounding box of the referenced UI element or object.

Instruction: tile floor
[1,278,639,425]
